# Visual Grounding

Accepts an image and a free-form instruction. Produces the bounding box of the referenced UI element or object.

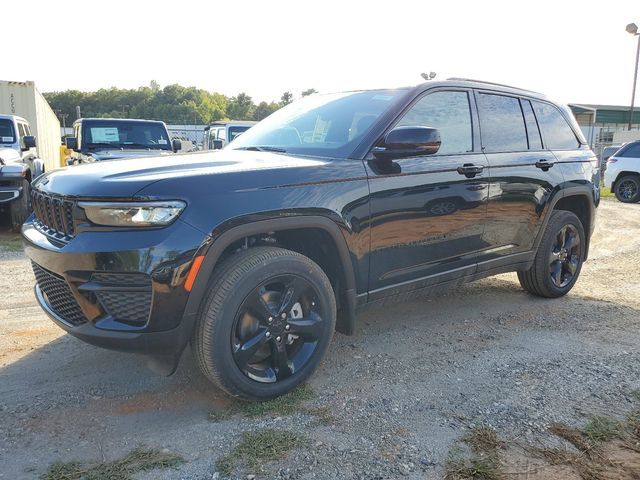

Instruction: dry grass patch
[215,428,307,477]
[41,448,184,480]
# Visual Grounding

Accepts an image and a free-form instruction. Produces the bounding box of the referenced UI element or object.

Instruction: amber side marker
[185,255,205,292]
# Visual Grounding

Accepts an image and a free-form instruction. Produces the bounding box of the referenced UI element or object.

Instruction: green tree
[301,88,317,97]
[253,101,281,121]
[280,91,293,106]
[226,93,255,120]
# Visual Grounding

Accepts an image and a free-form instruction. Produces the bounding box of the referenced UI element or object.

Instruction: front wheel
[10,179,31,232]
[192,247,336,400]
[518,210,585,298]
[614,175,640,203]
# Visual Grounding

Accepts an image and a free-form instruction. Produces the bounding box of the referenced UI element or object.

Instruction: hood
[32,150,325,198]
[0,147,20,164]
[84,148,174,161]
[0,148,22,176]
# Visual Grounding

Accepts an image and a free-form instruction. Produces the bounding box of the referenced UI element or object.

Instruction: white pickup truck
[0,114,45,230]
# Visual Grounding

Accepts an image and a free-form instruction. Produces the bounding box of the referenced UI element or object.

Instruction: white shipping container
[0,80,61,171]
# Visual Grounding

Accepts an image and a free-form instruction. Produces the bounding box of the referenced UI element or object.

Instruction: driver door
[365,89,489,299]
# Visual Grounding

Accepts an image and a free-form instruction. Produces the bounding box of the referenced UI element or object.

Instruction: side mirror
[65,137,78,150]
[172,138,182,153]
[212,139,224,150]
[372,126,441,160]
[23,135,37,150]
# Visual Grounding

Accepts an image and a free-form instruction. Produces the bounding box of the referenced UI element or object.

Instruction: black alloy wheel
[232,274,325,383]
[517,210,585,298]
[548,224,580,288]
[615,175,640,203]
[192,246,336,400]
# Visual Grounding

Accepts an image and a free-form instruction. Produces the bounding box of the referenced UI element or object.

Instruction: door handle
[456,163,484,178]
[535,159,555,171]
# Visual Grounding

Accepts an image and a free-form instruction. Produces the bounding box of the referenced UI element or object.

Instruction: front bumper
[22,216,207,361]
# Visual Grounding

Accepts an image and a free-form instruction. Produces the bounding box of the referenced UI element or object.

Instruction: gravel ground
[1,199,639,479]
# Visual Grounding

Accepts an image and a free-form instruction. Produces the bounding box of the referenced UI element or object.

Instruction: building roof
[569,104,640,125]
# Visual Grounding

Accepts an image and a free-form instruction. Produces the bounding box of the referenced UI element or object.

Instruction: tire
[517,210,585,298]
[191,246,336,401]
[10,179,31,232]
[614,175,640,203]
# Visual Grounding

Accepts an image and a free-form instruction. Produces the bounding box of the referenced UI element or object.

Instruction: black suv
[23,79,599,400]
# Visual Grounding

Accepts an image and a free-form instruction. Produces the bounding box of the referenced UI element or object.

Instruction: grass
[215,428,307,476]
[581,416,622,443]
[208,384,334,425]
[40,448,184,480]
[0,233,22,252]
[444,426,505,480]
[600,185,615,198]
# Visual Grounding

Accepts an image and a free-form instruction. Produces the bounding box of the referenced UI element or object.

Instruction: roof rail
[446,77,542,95]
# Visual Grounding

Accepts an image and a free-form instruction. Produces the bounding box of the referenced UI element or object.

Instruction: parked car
[23,79,598,400]
[599,144,622,173]
[65,118,181,164]
[202,121,256,150]
[604,140,640,203]
[0,114,45,230]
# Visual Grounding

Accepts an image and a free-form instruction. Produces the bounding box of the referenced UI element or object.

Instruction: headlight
[78,201,186,227]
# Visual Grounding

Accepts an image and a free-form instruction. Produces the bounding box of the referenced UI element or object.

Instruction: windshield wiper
[235,146,287,153]
[122,143,168,150]
[86,142,120,149]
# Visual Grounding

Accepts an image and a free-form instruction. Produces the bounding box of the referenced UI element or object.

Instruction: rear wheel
[614,175,640,203]
[518,210,585,298]
[192,246,336,400]
[10,179,31,232]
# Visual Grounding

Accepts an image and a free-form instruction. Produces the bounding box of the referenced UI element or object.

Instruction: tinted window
[532,101,580,150]
[619,143,640,158]
[230,89,405,157]
[477,93,528,152]
[521,99,542,150]
[397,91,472,155]
[0,119,15,144]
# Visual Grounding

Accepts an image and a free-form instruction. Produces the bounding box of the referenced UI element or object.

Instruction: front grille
[31,190,75,238]
[91,273,152,325]
[32,263,86,326]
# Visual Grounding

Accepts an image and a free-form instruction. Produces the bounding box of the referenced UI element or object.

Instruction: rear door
[476,92,564,268]
[365,89,489,298]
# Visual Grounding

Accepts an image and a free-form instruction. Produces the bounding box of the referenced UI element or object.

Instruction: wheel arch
[612,171,640,190]
[184,215,358,336]
[537,187,596,261]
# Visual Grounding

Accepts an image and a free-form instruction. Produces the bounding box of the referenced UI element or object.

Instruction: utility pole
[626,23,640,131]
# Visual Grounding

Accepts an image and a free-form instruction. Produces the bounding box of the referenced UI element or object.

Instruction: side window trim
[385,87,477,157]
[520,98,544,151]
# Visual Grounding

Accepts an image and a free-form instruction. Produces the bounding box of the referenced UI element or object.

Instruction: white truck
[0,80,61,172]
[0,115,44,230]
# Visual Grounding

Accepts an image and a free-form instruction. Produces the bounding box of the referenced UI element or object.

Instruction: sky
[4,0,640,106]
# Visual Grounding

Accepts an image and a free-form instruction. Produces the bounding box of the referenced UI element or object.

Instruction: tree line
[44,81,318,125]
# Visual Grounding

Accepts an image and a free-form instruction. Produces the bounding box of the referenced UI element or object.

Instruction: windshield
[82,120,171,150]
[229,89,407,157]
[228,125,252,142]
[0,119,16,144]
